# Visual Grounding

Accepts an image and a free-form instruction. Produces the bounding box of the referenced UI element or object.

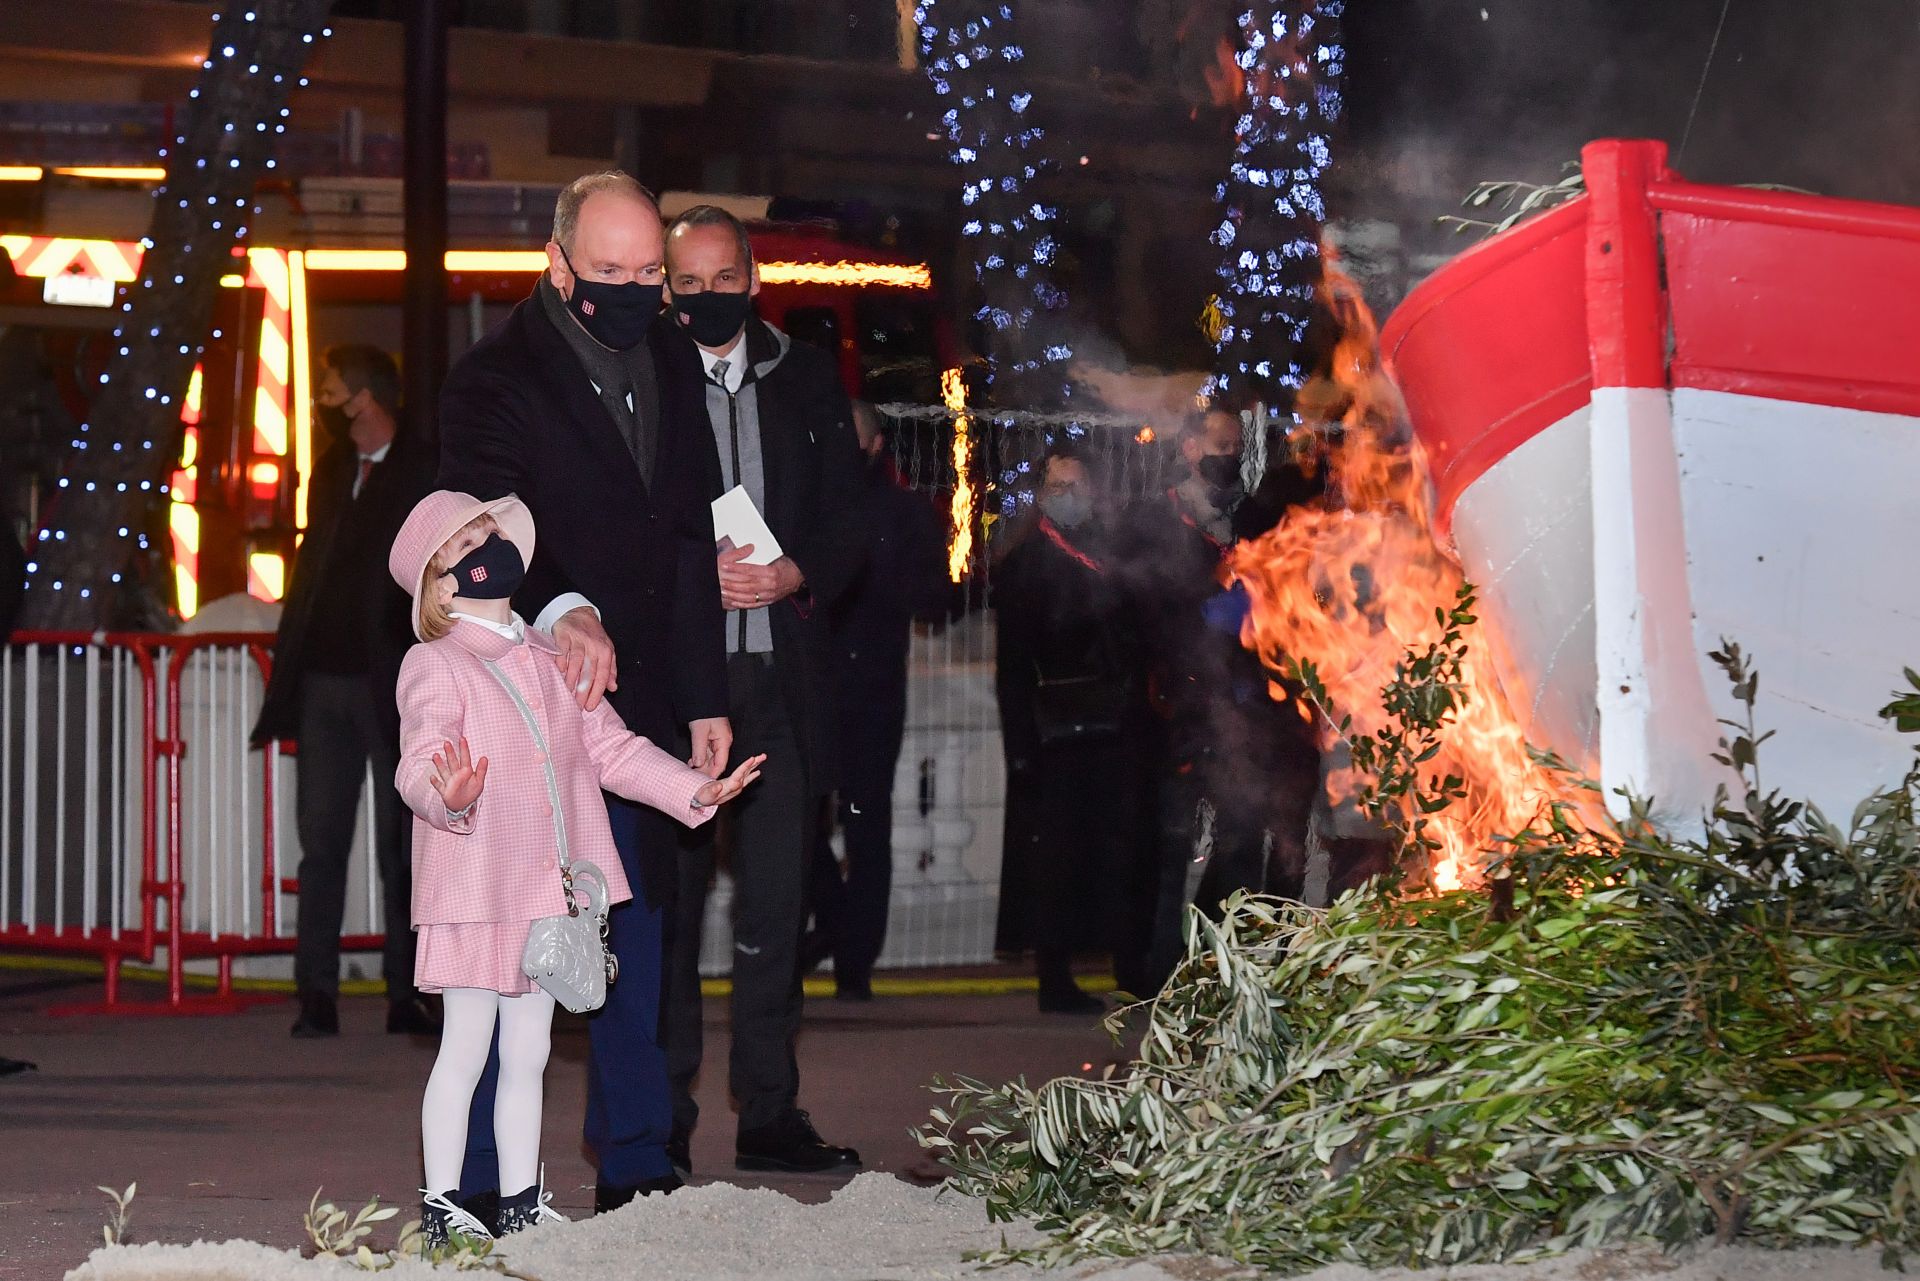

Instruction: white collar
[359,441,392,464]
[448,610,526,643]
[698,336,747,393]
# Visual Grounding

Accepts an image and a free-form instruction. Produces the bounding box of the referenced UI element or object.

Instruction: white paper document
[710,485,784,565]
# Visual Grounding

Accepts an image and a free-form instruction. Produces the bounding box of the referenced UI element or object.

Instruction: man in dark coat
[251,344,438,1039]
[437,172,732,1215]
[657,205,869,1175]
[808,403,951,1000]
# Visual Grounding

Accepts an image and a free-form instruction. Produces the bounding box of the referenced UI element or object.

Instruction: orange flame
[943,368,975,583]
[1226,258,1581,891]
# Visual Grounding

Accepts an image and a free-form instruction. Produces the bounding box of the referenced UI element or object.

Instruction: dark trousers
[293,672,412,998]
[459,795,678,1194]
[813,686,905,986]
[1027,734,1156,997]
[666,652,808,1137]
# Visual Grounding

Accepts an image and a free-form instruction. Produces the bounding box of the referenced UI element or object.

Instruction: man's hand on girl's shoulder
[553,607,618,710]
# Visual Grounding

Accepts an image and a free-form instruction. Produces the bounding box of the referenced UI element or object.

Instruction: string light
[915,2,1071,395]
[1206,0,1345,404]
[20,1,331,626]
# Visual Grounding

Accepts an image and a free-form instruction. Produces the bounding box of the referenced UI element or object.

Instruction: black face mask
[1197,454,1244,499]
[315,402,352,440]
[447,532,524,601]
[558,245,661,352]
[673,288,755,349]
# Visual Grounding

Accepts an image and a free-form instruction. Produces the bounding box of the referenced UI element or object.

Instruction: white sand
[62,1173,1896,1281]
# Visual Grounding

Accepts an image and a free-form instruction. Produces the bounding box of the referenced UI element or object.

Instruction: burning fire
[1226,260,1582,891]
[943,367,975,583]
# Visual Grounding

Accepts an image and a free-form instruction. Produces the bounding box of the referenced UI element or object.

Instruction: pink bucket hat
[389,490,537,641]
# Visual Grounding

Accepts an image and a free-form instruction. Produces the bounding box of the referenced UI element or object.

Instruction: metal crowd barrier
[3,625,1010,1011]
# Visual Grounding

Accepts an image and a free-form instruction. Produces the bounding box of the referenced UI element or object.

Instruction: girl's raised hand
[694,753,766,810]
[431,736,488,814]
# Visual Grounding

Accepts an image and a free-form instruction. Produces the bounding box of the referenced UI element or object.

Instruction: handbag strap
[480,658,574,877]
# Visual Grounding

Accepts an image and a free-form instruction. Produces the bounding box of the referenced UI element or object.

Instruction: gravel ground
[61,1172,1897,1281]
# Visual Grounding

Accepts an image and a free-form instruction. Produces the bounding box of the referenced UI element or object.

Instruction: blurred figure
[1112,408,1325,972]
[993,446,1160,1013]
[252,344,439,1039]
[807,403,950,1000]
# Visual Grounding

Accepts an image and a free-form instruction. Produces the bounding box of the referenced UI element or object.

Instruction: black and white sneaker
[420,1189,495,1253]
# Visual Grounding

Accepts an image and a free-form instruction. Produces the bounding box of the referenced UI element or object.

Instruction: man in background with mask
[655,204,869,1177]
[993,447,1160,1012]
[437,172,732,1218]
[252,344,438,1039]
[1114,405,1323,976]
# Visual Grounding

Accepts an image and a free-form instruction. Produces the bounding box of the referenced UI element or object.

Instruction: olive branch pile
[921,604,1920,1272]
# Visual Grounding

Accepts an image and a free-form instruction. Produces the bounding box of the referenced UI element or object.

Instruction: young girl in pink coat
[388,490,761,1248]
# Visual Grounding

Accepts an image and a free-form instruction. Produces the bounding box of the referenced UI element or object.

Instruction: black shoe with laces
[386,994,443,1035]
[290,991,339,1038]
[456,1189,499,1237]
[735,1109,862,1174]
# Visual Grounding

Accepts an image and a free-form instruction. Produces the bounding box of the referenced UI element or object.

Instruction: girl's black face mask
[558,245,662,352]
[447,532,524,600]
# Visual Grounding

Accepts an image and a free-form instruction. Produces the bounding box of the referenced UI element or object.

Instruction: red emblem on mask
[469,566,488,583]
[580,300,596,316]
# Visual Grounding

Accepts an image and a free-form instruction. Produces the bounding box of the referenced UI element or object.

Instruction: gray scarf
[536,275,658,486]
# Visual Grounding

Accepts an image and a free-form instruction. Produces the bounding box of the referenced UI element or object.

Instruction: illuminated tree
[1206,0,1345,408]
[916,0,1072,406]
[21,1,333,631]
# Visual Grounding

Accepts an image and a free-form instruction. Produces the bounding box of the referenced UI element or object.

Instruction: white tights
[420,987,556,1196]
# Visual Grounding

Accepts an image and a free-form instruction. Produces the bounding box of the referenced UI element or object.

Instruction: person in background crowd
[658,205,869,1176]
[1113,406,1325,964]
[437,172,733,1220]
[252,344,439,1040]
[804,402,951,1001]
[993,445,1161,1013]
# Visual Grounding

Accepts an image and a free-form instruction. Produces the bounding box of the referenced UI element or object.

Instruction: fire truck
[0,175,950,619]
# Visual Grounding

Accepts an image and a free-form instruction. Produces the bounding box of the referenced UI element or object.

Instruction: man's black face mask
[558,245,661,352]
[673,288,754,349]
[1196,454,1243,496]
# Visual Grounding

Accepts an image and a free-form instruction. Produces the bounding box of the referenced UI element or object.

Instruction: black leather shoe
[290,992,339,1038]
[1037,986,1106,1016]
[667,1128,692,1178]
[594,1173,682,1214]
[834,975,874,1002]
[456,1189,500,1237]
[735,1110,862,1174]
[387,994,443,1035]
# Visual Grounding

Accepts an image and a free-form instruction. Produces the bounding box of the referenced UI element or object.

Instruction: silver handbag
[481,659,619,1014]
[520,859,617,1014]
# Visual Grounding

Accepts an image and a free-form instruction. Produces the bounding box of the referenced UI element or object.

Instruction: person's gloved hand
[1202,581,1252,636]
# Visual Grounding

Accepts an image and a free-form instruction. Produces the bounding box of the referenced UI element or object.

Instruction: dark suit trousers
[460,795,678,1194]
[292,672,412,998]
[820,683,906,985]
[667,652,808,1136]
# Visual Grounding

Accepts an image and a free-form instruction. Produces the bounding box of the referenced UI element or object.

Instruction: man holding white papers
[658,205,869,1176]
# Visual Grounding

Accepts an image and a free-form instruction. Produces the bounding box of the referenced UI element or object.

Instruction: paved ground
[0,964,1123,1280]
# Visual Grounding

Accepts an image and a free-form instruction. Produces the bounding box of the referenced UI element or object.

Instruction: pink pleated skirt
[414,921,537,995]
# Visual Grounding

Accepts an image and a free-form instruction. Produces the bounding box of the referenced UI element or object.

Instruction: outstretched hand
[431,737,489,814]
[694,753,766,810]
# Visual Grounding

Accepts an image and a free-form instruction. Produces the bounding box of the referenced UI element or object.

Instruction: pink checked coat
[395,619,715,927]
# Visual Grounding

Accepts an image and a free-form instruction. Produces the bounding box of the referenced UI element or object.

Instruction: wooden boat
[1380,139,1920,829]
